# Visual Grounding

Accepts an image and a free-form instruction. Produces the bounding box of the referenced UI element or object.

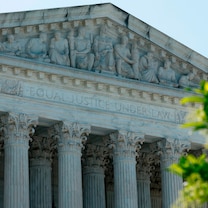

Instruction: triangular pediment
[0,3,207,90]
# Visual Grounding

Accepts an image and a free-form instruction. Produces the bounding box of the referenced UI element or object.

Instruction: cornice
[0,4,207,73]
[0,54,197,109]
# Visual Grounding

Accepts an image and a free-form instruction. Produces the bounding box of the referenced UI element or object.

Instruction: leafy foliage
[180,80,208,131]
[169,80,208,207]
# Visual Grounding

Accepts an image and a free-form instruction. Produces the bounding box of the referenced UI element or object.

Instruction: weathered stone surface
[0,3,206,208]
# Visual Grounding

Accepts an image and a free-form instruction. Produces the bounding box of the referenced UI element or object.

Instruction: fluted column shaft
[106,189,114,208]
[29,136,55,208]
[1,113,37,208]
[137,173,151,208]
[158,139,190,208]
[83,144,106,208]
[59,146,83,207]
[50,122,90,208]
[136,152,154,208]
[4,139,29,207]
[161,157,183,208]
[109,131,143,208]
[151,190,162,208]
[83,167,105,208]
[30,158,52,208]
[114,156,137,208]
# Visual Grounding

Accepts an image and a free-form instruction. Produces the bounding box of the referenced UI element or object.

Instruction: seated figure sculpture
[158,59,178,87]
[140,52,159,84]
[0,34,21,56]
[114,36,135,78]
[69,27,94,70]
[49,32,70,66]
[179,72,199,88]
[93,25,115,73]
[26,33,50,62]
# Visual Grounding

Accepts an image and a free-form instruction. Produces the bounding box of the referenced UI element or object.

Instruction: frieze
[0,20,201,89]
[26,85,186,124]
[0,77,187,124]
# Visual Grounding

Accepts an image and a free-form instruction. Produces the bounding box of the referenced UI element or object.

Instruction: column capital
[49,121,91,152]
[157,138,190,161]
[83,143,108,169]
[136,152,155,179]
[108,131,144,157]
[30,136,56,161]
[0,112,38,144]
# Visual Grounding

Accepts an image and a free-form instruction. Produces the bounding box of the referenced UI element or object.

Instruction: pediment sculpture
[0,24,200,89]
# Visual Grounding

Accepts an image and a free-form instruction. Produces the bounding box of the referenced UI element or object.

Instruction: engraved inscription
[24,86,186,124]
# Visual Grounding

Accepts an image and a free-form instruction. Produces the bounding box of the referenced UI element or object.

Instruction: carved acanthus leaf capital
[49,121,91,150]
[136,152,155,177]
[0,112,38,143]
[157,138,190,161]
[30,136,56,160]
[108,131,144,157]
[82,143,108,168]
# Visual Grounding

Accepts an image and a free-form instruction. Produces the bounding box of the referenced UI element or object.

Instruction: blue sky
[0,0,207,58]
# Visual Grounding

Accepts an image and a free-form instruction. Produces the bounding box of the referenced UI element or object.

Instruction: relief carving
[49,32,70,66]
[158,59,178,87]
[93,26,115,73]
[0,34,22,56]
[1,79,22,96]
[26,33,50,62]
[140,52,159,84]
[114,36,135,78]
[69,27,94,70]
[178,72,199,88]
[0,22,200,89]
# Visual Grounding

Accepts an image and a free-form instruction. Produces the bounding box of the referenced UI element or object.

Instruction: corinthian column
[0,113,37,208]
[82,143,107,208]
[158,138,190,208]
[109,131,143,208]
[29,136,56,208]
[136,152,154,208]
[50,122,90,208]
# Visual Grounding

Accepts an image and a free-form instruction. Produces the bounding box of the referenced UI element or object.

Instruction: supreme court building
[0,3,207,208]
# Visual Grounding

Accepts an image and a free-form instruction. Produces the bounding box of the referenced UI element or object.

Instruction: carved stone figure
[158,59,178,87]
[131,42,141,80]
[93,26,115,72]
[0,34,21,56]
[140,52,159,83]
[49,32,70,66]
[178,72,199,88]
[26,33,50,62]
[114,36,135,78]
[69,27,94,70]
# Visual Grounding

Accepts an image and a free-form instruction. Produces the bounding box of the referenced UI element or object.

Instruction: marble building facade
[0,3,207,208]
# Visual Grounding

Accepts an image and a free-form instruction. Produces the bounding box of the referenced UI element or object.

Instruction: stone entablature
[0,4,206,89]
[0,4,207,208]
[0,4,207,75]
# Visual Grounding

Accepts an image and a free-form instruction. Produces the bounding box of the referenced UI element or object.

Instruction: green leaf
[180,96,205,104]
